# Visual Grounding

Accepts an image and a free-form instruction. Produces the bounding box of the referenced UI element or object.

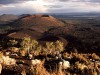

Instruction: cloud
[44,0,100,3]
[0,0,35,4]
[64,0,100,3]
[0,0,100,14]
[0,1,48,14]
[45,0,100,13]
[44,5,63,8]
[58,0,68,1]
[81,0,100,3]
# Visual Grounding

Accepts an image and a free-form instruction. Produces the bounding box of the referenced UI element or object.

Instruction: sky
[0,0,100,14]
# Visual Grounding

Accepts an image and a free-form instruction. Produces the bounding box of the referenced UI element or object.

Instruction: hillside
[0,14,100,75]
[10,14,65,28]
[0,14,99,53]
[0,14,19,24]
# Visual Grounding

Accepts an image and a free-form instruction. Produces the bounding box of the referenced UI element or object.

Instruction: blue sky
[0,0,100,14]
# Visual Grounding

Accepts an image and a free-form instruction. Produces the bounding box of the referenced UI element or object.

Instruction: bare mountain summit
[11,14,65,28]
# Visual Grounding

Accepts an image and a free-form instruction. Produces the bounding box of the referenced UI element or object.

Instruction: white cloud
[0,0,50,14]
[0,0,100,14]
[43,0,100,13]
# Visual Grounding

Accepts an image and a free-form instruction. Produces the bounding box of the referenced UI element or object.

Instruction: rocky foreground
[0,47,100,75]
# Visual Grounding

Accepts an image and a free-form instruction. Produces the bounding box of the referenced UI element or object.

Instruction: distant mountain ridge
[0,14,19,24]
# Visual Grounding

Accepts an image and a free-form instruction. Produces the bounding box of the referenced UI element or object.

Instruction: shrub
[92,53,100,60]
[20,37,31,53]
[75,62,87,71]
[46,42,55,54]
[8,47,19,53]
[45,40,64,55]
[7,39,18,47]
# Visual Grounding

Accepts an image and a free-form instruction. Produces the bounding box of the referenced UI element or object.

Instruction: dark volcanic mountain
[0,14,99,54]
[6,14,70,47]
[7,14,68,39]
[10,14,65,28]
